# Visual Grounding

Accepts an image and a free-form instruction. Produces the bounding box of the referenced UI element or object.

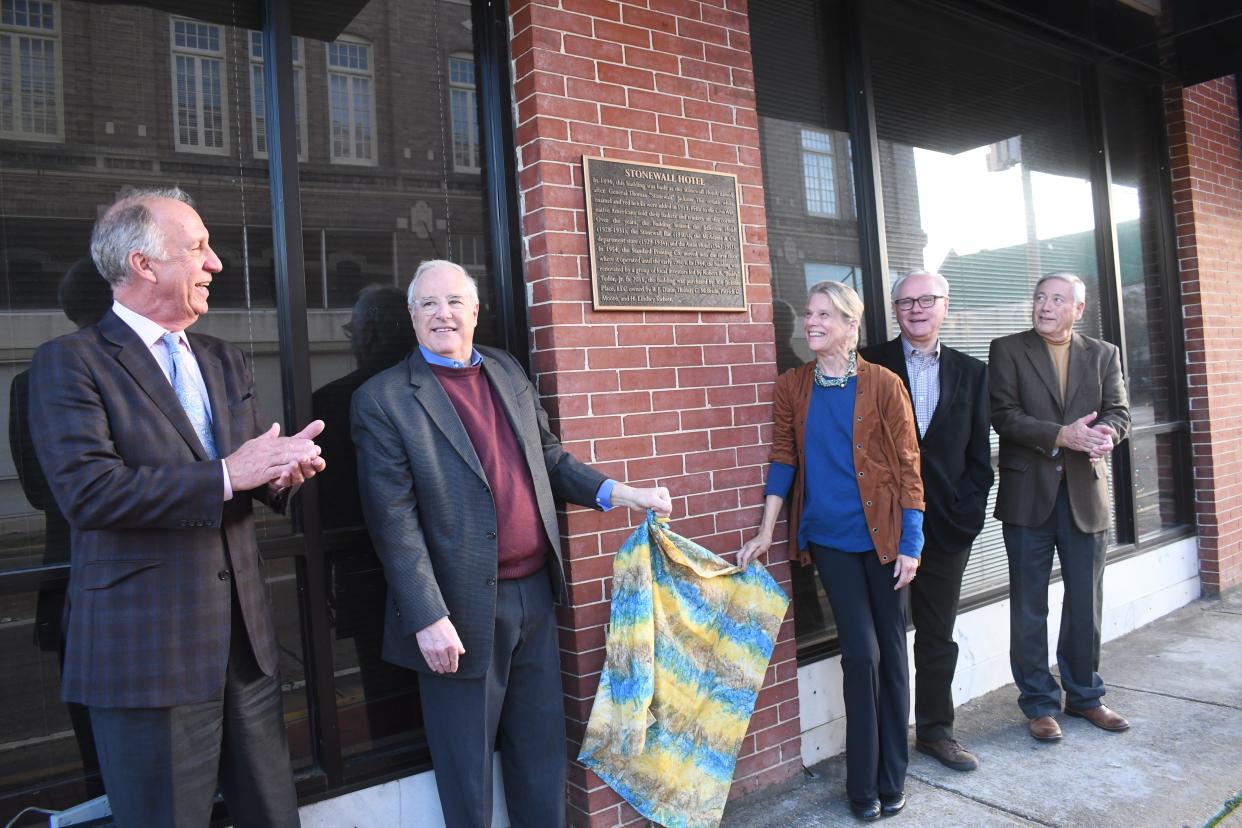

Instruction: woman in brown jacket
[740,280,924,822]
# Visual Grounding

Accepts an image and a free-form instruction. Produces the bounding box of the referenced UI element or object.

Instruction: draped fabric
[579,513,790,828]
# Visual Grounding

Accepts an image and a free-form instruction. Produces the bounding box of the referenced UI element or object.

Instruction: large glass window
[751,0,860,649]
[0,0,509,814]
[749,0,1191,657]
[868,0,1105,600]
[1101,74,1191,538]
[303,0,500,777]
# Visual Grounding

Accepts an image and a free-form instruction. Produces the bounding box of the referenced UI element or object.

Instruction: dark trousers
[909,541,971,742]
[89,591,299,828]
[812,544,909,803]
[1004,482,1108,719]
[418,570,566,828]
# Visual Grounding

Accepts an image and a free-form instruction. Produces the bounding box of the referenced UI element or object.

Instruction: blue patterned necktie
[161,332,218,460]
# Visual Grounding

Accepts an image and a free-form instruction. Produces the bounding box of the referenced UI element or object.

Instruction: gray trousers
[1004,481,1108,719]
[89,590,299,828]
[418,570,566,828]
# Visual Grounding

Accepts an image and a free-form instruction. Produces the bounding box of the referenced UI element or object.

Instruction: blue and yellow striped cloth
[579,513,790,828]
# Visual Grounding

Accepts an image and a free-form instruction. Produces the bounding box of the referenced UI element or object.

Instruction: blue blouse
[765,379,923,558]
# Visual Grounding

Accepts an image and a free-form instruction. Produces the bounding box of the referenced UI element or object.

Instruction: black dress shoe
[850,799,882,821]
[880,791,906,816]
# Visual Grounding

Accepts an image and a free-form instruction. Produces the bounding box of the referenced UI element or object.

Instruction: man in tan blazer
[989,273,1130,743]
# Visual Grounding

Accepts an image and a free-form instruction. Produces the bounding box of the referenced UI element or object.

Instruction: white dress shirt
[111,301,233,499]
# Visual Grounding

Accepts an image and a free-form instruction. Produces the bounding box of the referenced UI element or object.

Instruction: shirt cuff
[899,508,924,558]
[764,462,795,499]
[222,459,233,502]
[595,479,617,511]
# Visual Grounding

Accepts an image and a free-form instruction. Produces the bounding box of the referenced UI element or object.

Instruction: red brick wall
[1165,75,1242,593]
[507,0,801,823]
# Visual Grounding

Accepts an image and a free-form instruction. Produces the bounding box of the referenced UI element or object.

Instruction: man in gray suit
[351,260,671,828]
[29,187,325,826]
[989,272,1130,743]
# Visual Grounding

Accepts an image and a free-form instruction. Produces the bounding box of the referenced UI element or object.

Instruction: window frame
[0,0,64,143]
[168,16,230,156]
[249,30,307,161]
[800,127,838,217]
[448,52,480,173]
[325,34,377,166]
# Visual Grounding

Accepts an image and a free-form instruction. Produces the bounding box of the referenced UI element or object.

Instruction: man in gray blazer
[989,273,1130,743]
[351,260,671,828]
[29,188,325,826]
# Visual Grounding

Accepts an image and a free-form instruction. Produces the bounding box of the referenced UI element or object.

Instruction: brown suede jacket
[770,355,925,566]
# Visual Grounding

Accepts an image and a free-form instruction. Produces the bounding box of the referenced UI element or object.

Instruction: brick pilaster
[507,0,801,823]
[1165,75,1242,593]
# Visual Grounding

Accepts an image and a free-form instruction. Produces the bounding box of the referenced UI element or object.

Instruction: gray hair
[90,187,195,286]
[807,280,864,348]
[890,270,950,301]
[1035,272,1086,305]
[406,259,479,306]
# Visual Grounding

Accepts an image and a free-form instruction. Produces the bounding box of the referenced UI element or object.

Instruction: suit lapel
[100,311,212,460]
[1022,329,1063,415]
[481,356,529,455]
[407,353,487,483]
[190,336,231,456]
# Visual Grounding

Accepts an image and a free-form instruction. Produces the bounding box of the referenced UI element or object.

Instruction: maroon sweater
[429,363,554,579]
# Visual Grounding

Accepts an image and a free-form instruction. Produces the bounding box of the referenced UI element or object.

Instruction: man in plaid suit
[29,187,325,827]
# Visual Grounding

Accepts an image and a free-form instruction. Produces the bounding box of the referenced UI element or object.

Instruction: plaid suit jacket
[350,345,606,679]
[29,309,280,708]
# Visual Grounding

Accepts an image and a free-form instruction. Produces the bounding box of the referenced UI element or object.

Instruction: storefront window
[867,0,1105,600]
[1101,74,1191,538]
[0,0,503,813]
[752,0,859,648]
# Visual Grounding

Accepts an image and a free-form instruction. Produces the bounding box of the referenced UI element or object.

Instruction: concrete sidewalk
[723,589,1242,828]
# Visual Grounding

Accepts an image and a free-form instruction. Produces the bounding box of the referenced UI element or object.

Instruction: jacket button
[1056,465,1063,473]
[881,555,889,562]
[857,471,865,478]
[486,530,497,539]
[872,527,878,534]
[856,415,863,421]
[217,570,232,580]
[486,577,496,586]
[856,443,863,449]
[866,500,873,507]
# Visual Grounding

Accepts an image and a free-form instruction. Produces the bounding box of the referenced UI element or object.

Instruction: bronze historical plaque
[583,157,747,311]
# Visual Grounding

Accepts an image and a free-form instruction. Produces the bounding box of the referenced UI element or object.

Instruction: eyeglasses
[893,294,944,311]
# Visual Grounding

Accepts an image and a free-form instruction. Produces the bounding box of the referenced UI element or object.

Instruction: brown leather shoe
[1065,704,1130,732]
[1029,715,1062,741]
[915,737,979,771]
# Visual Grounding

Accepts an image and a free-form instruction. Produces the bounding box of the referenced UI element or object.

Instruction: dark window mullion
[842,0,890,341]
[261,0,341,785]
[1083,62,1136,546]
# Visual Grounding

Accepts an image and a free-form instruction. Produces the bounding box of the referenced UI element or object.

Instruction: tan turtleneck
[1044,337,1070,403]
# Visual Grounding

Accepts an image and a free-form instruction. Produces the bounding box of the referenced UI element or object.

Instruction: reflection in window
[327,37,376,165]
[869,0,1102,600]
[801,128,836,216]
[449,54,478,172]
[0,0,61,141]
[249,31,306,160]
[170,18,227,154]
